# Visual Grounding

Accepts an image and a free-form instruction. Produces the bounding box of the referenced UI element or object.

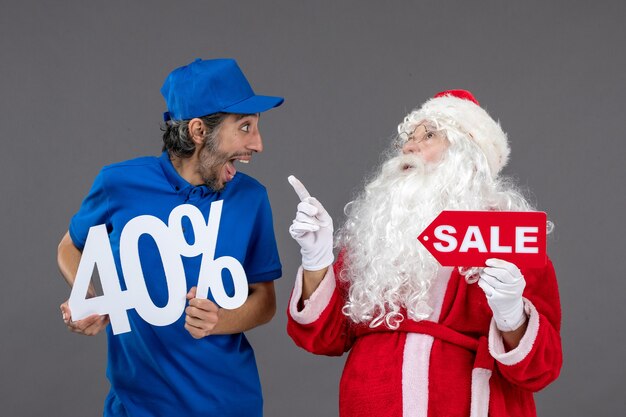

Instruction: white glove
[477,258,527,332]
[288,175,334,271]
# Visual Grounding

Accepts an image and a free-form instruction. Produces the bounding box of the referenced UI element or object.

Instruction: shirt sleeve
[69,169,112,250]
[243,189,282,283]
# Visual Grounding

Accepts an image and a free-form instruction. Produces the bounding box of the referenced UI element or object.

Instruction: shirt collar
[158,151,195,194]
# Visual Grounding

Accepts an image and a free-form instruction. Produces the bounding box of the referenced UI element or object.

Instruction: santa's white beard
[337,148,532,329]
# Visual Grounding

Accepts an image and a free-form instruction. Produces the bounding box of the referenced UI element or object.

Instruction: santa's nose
[402,140,419,154]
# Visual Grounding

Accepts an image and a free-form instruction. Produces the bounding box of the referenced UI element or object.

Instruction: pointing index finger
[288,175,311,201]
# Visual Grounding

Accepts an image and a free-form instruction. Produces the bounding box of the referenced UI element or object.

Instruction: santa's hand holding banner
[287,90,562,417]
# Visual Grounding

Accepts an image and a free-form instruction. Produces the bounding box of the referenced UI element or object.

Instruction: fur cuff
[489,298,540,366]
[288,266,336,325]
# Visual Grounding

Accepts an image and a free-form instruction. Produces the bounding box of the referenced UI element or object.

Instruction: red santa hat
[403,89,510,176]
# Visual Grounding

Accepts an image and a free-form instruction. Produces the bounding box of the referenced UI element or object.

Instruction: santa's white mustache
[385,153,430,174]
[375,154,435,187]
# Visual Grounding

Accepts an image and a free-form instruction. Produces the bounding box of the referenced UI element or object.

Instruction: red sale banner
[418,211,547,268]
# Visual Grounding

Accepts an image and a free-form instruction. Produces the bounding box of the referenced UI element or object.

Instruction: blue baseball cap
[161,58,284,121]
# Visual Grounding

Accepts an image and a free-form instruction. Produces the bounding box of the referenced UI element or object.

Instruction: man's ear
[188,118,205,145]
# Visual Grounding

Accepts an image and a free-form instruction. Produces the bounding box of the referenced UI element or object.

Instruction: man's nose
[247,132,264,153]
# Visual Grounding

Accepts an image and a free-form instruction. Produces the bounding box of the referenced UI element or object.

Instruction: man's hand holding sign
[184,286,220,339]
[59,234,110,336]
[60,297,110,336]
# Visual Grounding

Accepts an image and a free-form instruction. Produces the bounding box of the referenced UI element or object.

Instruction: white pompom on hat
[402,89,510,176]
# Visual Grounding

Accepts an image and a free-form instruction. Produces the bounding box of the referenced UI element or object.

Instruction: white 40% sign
[68,201,248,335]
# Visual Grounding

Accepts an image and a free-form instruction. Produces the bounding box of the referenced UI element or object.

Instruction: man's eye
[241,124,250,133]
[426,132,435,139]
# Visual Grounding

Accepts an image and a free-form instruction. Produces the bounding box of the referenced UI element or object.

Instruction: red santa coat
[287,253,562,417]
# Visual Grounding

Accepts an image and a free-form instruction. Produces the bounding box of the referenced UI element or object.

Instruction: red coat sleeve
[489,258,563,391]
[286,253,355,356]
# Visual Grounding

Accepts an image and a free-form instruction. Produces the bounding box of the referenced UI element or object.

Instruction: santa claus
[286,90,562,417]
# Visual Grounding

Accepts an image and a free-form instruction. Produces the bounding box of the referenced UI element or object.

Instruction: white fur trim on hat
[401,93,510,176]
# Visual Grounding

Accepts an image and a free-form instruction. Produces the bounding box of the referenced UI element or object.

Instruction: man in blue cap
[57,58,284,416]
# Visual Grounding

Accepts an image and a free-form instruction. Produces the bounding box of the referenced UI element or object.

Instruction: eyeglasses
[397,124,445,148]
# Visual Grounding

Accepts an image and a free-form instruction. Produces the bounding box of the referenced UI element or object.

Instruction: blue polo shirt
[69,152,282,417]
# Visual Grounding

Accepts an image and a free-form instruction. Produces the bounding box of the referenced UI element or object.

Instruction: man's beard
[337,147,532,329]
[196,138,246,192]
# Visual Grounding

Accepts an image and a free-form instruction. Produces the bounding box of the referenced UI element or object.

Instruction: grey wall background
[1,0,624,416]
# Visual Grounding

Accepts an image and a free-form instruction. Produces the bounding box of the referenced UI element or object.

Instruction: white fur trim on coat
[402,333,434,417]
[488,298,539,365]
[288,266,336,325]
[470,368,492,417]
